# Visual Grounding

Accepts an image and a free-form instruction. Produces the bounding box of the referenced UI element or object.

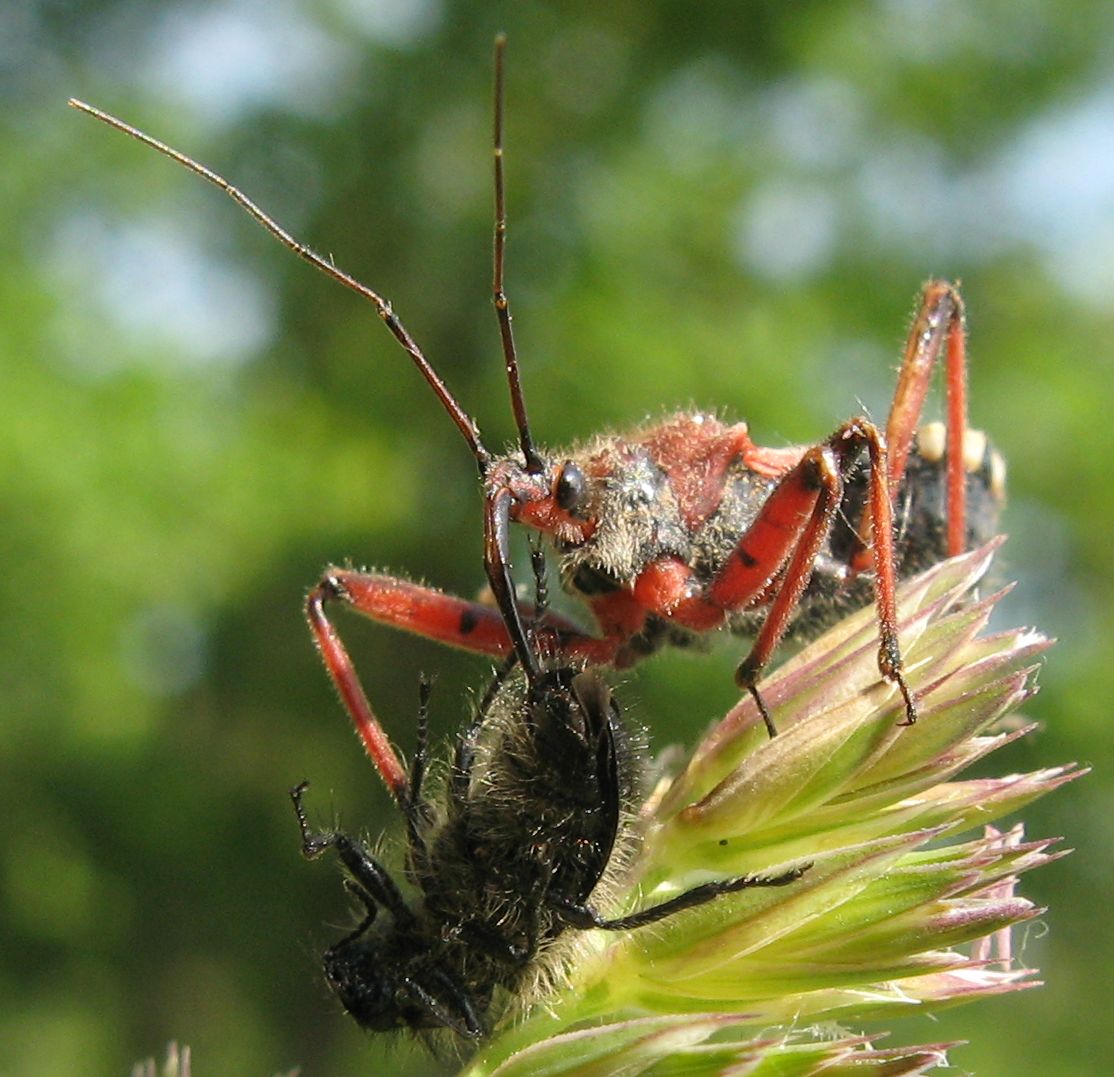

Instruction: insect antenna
[491,33,543,476]
[476,36,553,682]
[66,97,494,477]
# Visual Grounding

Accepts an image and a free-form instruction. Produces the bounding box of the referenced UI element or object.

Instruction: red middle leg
[711,418,915,734]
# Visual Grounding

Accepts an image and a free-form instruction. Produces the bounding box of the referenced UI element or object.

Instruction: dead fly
[70,39,1003,737]
[291,558,807,1038]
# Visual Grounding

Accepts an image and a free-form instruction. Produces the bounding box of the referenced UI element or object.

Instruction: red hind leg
[853,281,969,571]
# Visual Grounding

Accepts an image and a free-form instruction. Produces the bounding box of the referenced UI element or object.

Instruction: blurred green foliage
[3,1,1111,1073]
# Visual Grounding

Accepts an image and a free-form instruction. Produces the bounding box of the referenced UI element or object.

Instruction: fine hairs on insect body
[69,37,1004,743]
[290,667,637,1041]
[63,30,1034,1065]
[291,548,809,1042]
[68,40,812,1048]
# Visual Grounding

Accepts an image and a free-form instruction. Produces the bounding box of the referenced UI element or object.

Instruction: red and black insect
[292,553,808,1039]
[70,40,1003,739]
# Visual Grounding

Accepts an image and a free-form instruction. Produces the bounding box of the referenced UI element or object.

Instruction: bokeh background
[4,1,1111,1073]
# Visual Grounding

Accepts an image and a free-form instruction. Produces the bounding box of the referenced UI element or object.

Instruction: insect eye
[554,461,588,515]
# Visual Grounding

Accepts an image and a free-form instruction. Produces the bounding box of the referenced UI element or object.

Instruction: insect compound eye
[554,461,589,516]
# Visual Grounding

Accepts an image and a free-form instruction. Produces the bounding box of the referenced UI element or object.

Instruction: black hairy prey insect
[291,588,807,1039]
[290,674,807,1039]
[70,41,1004,742]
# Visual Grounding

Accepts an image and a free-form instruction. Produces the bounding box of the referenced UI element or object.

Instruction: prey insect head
[323,937,488,1038]
[322,943,402,1033]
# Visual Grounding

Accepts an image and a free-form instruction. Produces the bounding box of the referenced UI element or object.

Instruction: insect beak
[484,486,542,680]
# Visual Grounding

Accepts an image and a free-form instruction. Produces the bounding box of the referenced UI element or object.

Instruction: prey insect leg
[290,781,414,924]
[555,863,810,932]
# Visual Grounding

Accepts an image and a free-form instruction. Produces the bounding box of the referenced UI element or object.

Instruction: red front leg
[304,568,623,796]
[306,579,410,804]
[322,570,526,657]
[304,565,623,801]
[308,567,619,677]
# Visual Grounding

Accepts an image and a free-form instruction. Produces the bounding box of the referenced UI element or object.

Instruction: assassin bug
[290,552,808,1040]
[69,38,1003,738]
